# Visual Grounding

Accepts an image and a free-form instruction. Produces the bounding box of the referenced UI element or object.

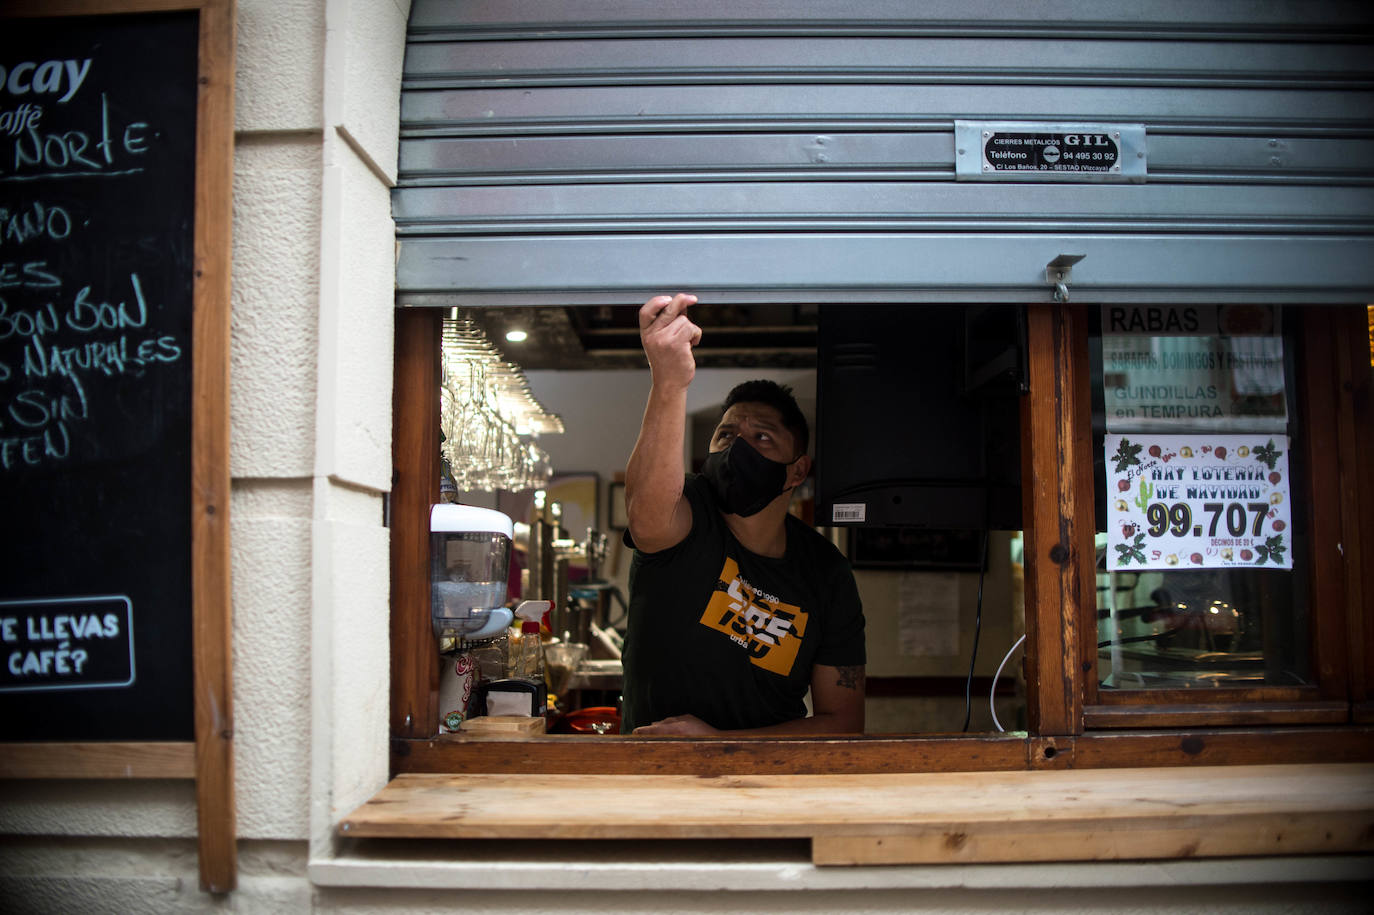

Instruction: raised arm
[624,293,701,553]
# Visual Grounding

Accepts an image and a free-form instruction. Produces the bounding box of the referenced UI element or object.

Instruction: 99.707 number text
[1144,502,1270,539]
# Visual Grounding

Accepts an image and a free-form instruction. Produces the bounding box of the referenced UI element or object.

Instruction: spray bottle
[512,599,550,684]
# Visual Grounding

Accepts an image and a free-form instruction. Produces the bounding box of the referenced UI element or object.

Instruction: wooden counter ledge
[340,763,1374,866]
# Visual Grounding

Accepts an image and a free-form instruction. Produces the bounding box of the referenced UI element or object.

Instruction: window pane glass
[1090,306,1311,690]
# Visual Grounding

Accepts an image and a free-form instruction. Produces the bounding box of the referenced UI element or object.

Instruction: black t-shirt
[621,474,866,732]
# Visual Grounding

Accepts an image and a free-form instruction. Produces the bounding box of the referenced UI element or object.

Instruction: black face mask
[700,438,795,517]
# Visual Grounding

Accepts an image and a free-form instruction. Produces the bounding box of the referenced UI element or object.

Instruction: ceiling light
[505,329,528,343]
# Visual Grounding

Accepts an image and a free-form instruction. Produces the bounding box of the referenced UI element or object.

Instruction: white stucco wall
[229,0,403,857]
[309,0,406,864]
[232,0,326,847]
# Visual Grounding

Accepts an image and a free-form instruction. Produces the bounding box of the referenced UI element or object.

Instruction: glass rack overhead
[440,313,563,492]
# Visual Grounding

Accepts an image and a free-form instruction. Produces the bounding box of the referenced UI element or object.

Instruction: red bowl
[554,706,621,735]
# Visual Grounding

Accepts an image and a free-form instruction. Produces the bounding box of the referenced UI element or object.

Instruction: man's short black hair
[722,379,809,457]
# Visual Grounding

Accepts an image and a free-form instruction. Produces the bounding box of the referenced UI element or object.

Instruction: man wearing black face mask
[621,293,866,736]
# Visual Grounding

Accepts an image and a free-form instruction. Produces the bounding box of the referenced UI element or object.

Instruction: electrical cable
[990,633,1026,733]
[960,524,991,732]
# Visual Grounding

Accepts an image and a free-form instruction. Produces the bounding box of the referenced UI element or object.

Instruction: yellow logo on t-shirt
[699,557,808,676]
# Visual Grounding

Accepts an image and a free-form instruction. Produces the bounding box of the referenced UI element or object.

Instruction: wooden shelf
[341,763,1374,865]
[0,741,195,779]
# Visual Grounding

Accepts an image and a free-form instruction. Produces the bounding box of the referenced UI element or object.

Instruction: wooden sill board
[0,741,196,779]
[340,763,1374,865]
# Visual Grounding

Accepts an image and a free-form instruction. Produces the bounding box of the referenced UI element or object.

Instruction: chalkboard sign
[0,12,200,740]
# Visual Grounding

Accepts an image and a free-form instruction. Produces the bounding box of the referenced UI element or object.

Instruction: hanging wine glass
[439,311,563,495]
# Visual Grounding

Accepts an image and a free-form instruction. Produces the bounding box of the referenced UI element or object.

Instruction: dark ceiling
[465,304,819,372]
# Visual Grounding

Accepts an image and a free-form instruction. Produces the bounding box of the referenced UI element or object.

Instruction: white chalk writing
[0,596,135,690]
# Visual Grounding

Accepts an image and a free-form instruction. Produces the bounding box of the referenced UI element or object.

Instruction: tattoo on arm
[834,665,864,690]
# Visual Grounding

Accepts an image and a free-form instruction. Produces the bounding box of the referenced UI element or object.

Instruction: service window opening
[434,303,1029,738]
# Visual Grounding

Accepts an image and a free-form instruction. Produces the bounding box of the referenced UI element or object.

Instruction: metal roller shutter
[394,0,1374,305]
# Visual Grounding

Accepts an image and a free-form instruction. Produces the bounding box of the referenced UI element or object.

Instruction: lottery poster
[1105,433,1292,571]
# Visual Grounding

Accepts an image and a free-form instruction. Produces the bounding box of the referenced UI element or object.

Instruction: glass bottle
[517,619,543,682]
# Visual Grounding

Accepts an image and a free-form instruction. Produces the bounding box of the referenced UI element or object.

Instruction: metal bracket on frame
[1046,254,1086,302]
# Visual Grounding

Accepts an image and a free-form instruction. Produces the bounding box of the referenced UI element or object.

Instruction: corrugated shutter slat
[396,0,1374,304]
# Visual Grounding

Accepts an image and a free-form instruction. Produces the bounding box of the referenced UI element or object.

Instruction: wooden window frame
[1080,307,1365,729]
[389,305,1374,776]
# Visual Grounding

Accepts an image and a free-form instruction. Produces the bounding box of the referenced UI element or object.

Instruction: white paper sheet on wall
[897,572,961,657]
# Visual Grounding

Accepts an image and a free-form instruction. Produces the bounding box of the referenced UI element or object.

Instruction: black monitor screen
[815,305,1023,531]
